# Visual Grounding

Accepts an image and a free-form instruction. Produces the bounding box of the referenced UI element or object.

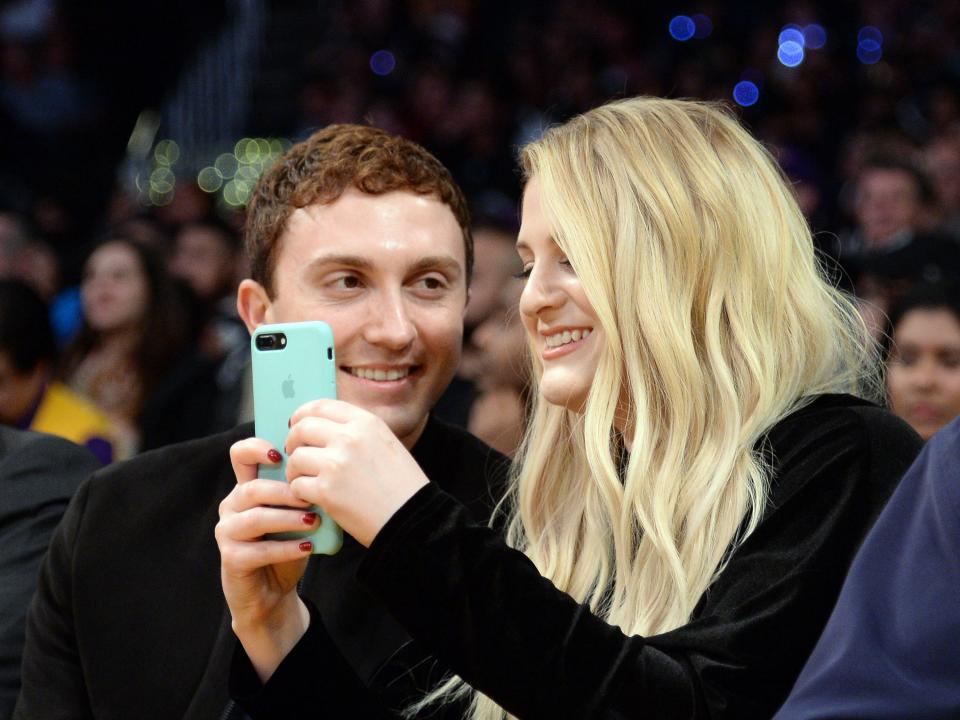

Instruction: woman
[62,235,195,455]
[218,98,922,719]
[884,282,960,441]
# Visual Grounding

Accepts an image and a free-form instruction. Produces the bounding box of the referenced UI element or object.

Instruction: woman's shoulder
[760,393,923,517]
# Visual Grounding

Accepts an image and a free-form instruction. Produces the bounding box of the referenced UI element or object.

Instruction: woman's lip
[541,333,591,360]
[908,403,941,421]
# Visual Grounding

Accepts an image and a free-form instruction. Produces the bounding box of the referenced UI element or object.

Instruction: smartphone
[251,320,342,555]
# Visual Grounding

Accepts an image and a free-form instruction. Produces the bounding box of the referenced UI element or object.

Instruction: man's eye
[333,275,361,290]
[417,276,447,290]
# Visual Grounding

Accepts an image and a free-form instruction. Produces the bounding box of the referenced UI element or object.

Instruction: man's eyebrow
[305,254,375,271]
[407,255,463,278]
[305,253,463,277]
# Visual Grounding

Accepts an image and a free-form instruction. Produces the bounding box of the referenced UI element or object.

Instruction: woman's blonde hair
[417,97,881,719]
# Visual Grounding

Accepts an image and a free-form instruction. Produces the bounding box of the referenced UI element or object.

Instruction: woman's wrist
[232,594,311,684]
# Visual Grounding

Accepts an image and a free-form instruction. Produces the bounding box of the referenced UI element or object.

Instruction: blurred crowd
[1,0,959,461]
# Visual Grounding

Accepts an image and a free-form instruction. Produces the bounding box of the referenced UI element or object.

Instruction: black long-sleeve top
[232,395,922,719]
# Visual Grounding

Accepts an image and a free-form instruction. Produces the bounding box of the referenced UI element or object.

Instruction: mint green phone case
[251,321,342,555]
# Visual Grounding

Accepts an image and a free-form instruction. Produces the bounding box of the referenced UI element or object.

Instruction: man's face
[257,189,467,447]
[855,168,922,248]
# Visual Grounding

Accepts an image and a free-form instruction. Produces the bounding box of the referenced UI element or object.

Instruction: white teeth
[348,367,410,381]
[544,328,591,348]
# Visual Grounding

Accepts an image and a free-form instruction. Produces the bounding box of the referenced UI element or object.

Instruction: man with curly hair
[16,125,507,719]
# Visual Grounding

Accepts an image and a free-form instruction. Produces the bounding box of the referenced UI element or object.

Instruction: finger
[216,504,320,543]
[290,398,360,427]
[285,415,342,454]
[220,478,312,516]
[288,474,328,509]
[219,537,313,573]
[230,438,283,484]
[285,445,333,483]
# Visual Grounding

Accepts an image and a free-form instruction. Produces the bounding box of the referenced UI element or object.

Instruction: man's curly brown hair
[245,124,472,296]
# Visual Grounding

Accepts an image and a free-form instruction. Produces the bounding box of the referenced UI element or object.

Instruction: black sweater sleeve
[230,600,398,720]
[356,404,921,720]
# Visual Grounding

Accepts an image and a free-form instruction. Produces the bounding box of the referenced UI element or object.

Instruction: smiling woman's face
[516,177,602,413]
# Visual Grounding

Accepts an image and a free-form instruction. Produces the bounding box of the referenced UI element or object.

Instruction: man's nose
[364,290,416,350]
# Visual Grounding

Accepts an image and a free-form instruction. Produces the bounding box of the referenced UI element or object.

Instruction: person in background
[0,426,100,720]
[925,128,960,240]
[219,97,922,719]
[772,413,960,720]
[884,281,960,441]
[433,219,520,428]
[168,216,247,359]
[839,155,960,338]
[60,234,223,453]
[0,280,115,464]
[466,277,527,456]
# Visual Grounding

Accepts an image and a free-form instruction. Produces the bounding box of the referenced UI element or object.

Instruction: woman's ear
[236,279,272,334]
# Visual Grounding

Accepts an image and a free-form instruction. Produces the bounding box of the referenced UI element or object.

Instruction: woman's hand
[216,437,316,682]
[285,399,430,547]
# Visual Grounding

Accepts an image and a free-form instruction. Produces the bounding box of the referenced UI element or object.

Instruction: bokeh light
[857,40,883,64]
[692,14,712,39]
[668,15,696,41]
[777,41,805,67]
[153,139,180,167]
[197,167,223,193]
[778,27,805,47]
[733,81,760,107]
[370,50,396,76]
[214,152,238,179]
[803,24,827,49]
[858,26,883,44]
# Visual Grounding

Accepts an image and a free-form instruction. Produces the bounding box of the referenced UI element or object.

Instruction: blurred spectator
[61,235,224,454]
[466,278,528,457]
[0,211,55,297]
[460,221,521,375]
[925,127,960,239]
[884,282,960,441]
[0,279,116,464]
[432,219,520,428]
[168,216,247,359]
[838,155,960,337]
[0,425,99,718]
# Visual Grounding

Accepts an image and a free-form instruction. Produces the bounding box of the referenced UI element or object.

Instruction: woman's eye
[513,266,532,279]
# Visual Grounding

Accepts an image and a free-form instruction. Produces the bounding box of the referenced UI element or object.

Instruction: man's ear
[236,279,273,333]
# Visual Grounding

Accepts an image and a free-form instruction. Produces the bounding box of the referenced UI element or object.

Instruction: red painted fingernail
[267,449,282,463]
[287,417,292,428]
[298,541,313,552]
[302,512,318,525]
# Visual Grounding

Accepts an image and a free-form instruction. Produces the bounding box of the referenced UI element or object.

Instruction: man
[15,125,508,719]
[838,155,960,338]
[773,415,960,719]
[0,427,100,719]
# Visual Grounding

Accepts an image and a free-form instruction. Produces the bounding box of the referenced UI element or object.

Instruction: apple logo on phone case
[282,374,295,399]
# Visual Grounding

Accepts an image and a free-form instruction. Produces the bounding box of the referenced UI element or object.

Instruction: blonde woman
[218,98,922,719]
